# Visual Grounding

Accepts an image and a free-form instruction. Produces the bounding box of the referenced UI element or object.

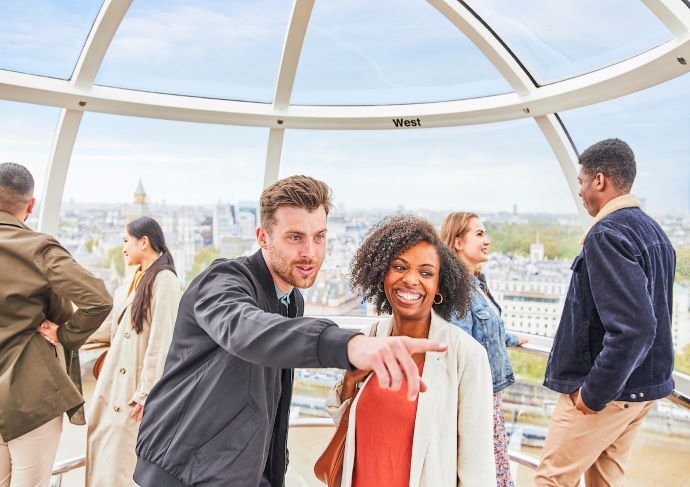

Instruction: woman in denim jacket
[441,212,527,487]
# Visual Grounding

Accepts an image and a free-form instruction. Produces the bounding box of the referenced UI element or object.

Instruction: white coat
[85,269,182,487]
[325,311,496,487]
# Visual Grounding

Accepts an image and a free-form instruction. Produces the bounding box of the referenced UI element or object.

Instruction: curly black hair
[579,138,636,192]
[349,215,472,321]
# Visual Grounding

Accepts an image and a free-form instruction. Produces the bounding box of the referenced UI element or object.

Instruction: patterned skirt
[493,391,514,487]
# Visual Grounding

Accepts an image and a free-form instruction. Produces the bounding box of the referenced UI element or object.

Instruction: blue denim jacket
[544,208,675,411]
[451,275,519,393]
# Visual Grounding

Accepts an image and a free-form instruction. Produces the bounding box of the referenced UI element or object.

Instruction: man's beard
[270,251,322,289]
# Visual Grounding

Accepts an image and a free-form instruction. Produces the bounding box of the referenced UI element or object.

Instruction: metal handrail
[331,320,690,411]
[51,455,85,477]
[49,419,541,479]
[53,324,689,479]
[288,417,542,468]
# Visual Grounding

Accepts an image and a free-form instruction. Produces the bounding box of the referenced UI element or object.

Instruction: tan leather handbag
[92,350,108,379]
[91,306,128,379]
[313,323,378,486]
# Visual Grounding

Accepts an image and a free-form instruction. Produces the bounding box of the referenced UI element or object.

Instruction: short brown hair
[260,175,333,231]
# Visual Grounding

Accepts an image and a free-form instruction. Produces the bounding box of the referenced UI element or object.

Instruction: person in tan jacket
[0,162,113,487]
[85,216,181,487]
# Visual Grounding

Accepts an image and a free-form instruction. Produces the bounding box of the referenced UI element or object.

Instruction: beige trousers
[0,416,63,487]
[535,393,653,487]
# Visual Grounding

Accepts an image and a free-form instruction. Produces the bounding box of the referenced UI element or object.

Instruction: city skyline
[1,1,688,216]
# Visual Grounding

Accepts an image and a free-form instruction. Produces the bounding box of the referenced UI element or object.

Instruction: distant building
[126,179,150,220]
[165,210,197,284]
[218,236,256,259]
[213,202,236,246]
[530,235,544,262]
[237,201,258,229]
[487,255,569,338]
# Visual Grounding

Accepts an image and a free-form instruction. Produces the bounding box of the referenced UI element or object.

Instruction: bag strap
[115,305,128,326]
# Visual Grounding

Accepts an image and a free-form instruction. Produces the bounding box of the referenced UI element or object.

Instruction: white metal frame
[428,0,591,223]
[264,0,315,187]
[3,38,688,132]
[0,0,685,230]
[37,0,132,235]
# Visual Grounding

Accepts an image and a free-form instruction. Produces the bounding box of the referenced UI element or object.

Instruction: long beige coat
[325,311,497,487]
[85,268,181,487]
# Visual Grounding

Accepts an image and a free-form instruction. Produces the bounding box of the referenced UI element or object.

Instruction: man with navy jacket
[536,139,676,486]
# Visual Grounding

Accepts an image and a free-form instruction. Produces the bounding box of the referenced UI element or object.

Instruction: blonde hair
[440,212,480,276]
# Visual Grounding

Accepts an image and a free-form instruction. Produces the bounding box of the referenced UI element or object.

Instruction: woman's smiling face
[383,241,440,322]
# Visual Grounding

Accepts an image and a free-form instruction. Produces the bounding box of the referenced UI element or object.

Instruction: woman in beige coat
[325,216,496,487]
[85,217,182,486]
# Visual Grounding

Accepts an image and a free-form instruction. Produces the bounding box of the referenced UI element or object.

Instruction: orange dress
[352,362,424,487]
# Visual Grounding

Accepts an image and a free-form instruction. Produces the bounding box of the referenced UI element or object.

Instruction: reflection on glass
[60,112,266,290]
[0,0,102,79]
[464,0,671,84]
[0,100,60,228]
[292,0,512,105]
[95,0,290,102]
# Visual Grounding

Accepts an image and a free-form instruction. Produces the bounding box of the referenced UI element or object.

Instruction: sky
[0,0,688,216]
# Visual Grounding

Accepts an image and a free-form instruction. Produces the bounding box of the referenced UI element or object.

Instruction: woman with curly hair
[440,212,528,487]
[325,215,496,487]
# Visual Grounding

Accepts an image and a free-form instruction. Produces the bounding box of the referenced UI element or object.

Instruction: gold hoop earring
[433,293,444,305]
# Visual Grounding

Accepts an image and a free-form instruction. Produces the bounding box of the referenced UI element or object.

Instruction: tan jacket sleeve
[457,345,496,487]
[41,239,113,350]
[131,271,181,404]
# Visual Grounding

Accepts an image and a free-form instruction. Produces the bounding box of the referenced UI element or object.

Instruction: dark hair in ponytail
[126,217,176,333]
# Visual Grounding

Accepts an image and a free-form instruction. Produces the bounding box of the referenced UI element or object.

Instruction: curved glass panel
[464,0,672,84]
[0,1,102,79]
[62,113,266,289]
[291,0,512,105]
[561,74,690,357]
[281,120,576,316]
[560,74,689,217]
[0,100,60,228]
[95,0,291,102]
